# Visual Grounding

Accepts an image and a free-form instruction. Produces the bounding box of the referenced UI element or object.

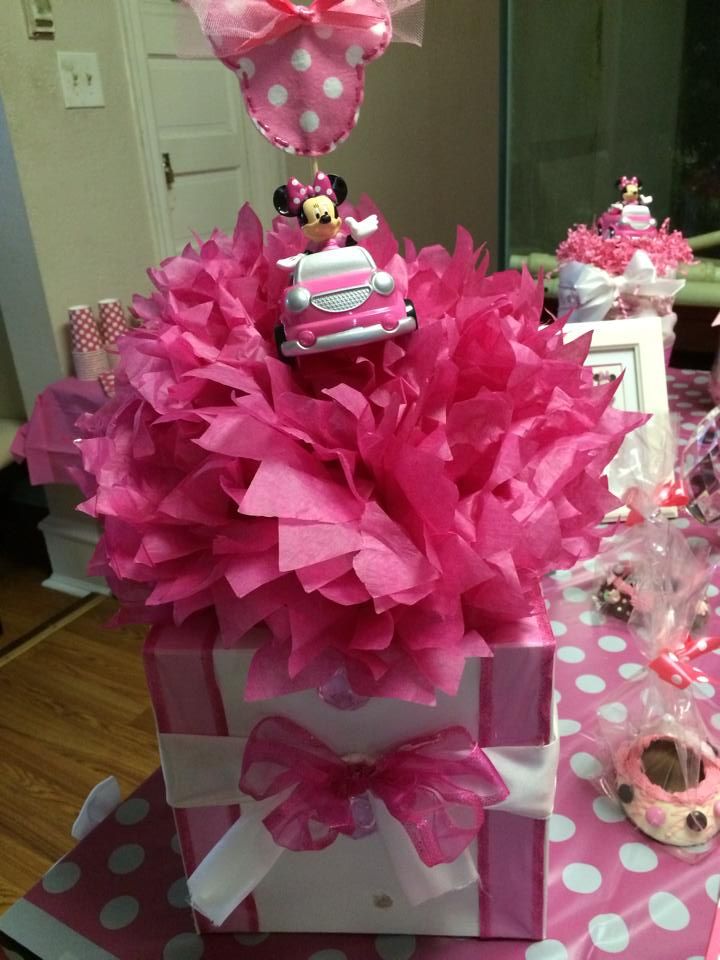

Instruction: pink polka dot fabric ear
[184,0,425,156]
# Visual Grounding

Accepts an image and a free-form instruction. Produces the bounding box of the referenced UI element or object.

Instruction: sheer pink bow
[239,716,508,867]
[649,635,720,690]
[184,0,425,58]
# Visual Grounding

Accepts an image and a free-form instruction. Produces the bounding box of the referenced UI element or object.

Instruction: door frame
[117,0,174,260]
[116,0,286,261]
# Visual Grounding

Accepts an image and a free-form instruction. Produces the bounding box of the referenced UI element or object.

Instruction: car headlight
[285,286,311,312]
[372,271,395,295]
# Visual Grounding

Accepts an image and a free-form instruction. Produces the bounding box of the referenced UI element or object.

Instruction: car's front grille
[311,286,371,313]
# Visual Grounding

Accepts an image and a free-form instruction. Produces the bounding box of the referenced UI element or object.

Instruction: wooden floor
[0,586,158,913]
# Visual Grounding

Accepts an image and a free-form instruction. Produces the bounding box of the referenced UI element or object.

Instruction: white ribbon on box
[159,730,559,926]
[558,250,685,325]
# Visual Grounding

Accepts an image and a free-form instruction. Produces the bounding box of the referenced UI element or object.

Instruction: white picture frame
[563,316,672,521]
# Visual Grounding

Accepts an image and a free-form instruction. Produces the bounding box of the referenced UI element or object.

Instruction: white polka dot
[576,673,606,694]
[563,586,588,603]
[171,833,181,854]
[550,569,572,580]
[42,861,81,893]
[300,110,320,133]
[291,48,312,71]
[323,76,344,100]
[597,702,628,723]
[549,814,576,842]
[375,935,416,960]
[268,84,288,107]
[711,714,720,731]
[525,941,568,960]
[618,662,644,680]
[558,718,581,736]
[588,913,630,953]
[308,952,348,960]
[558,645,585,663]
[706,874,720,901]
[598,634,627,653]
[115,797,149,825]
[580,610,606,626]
[593,796,626,823]
[551,620,567,637]
[554,688,562,704]
[168,877,189,909]
[707,584,719,598]
[648,891,689,931]
[100,895,140,930]
[108,844,145,875]
[346,44,365,66]
[234,934,270,945]
[570,752,602,779]
[314,25,334,39]
[562,862,602,894]
[238,57,255,78]
[619,842,658,872]
[689,536,710,549]
[693,680,715,699]
[163,933,205,960]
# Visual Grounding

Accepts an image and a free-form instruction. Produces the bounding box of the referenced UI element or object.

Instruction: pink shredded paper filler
[557,220,694,277]
[78,201,642,703]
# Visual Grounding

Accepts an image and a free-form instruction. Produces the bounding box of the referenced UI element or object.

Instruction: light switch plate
[57,51,105,109]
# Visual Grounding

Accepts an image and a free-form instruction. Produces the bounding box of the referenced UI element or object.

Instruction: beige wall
[0,0,156,375]
[289,0,501,261]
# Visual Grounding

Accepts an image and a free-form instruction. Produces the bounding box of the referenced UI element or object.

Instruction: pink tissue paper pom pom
[557,220,694,277]
[78,201,643,704]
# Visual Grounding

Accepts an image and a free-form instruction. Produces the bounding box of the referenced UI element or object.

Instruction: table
[2,369,719,960]
[11,377,105,489]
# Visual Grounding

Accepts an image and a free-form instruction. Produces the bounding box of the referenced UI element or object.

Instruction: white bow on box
[558,250,686,325]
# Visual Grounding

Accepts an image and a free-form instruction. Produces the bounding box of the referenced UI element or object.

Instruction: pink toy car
[275,246,417,358]
[596,203,657,239]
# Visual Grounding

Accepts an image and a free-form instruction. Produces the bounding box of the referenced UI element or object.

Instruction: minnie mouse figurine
[612,175,653,208]
[272,171,417,358]
[273,171,378,267]
[596,175,656,239]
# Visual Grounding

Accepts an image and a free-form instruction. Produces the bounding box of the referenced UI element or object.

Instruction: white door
[121,0,287,257]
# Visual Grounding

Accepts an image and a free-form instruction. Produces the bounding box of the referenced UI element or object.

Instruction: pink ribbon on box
[184,0,425,55]
[649,635,720,690]
[240,716,508,867]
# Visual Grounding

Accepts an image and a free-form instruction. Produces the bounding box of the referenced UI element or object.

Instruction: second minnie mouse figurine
[272,171,417,359]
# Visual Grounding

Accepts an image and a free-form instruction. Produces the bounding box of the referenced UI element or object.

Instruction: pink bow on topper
[649,635,720,690]
[619,175,639,188]
[183,0,425,156]
[286,169,337,208]
[240,716,508,865]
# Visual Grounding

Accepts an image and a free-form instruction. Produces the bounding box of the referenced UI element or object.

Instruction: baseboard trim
[42,573,111,598]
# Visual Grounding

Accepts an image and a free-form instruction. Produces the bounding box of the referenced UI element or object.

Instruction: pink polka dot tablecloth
[1,368,719,960]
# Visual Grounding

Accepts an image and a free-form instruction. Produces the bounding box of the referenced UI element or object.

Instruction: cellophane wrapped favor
[77,201,642,706]
[591,519,720,856]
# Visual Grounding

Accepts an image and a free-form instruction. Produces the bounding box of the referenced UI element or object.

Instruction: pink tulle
[78,201,642,703]
[557,221,694,277]
[240,716,508,865]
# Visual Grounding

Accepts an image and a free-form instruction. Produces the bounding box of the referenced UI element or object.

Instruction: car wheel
[274,324,292,363]
[404,299,418,330]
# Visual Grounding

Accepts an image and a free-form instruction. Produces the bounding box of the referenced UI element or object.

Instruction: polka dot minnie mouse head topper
[183,0,425,156]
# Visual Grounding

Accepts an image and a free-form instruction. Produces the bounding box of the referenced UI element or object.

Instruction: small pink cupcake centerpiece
[556,176,693,358]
